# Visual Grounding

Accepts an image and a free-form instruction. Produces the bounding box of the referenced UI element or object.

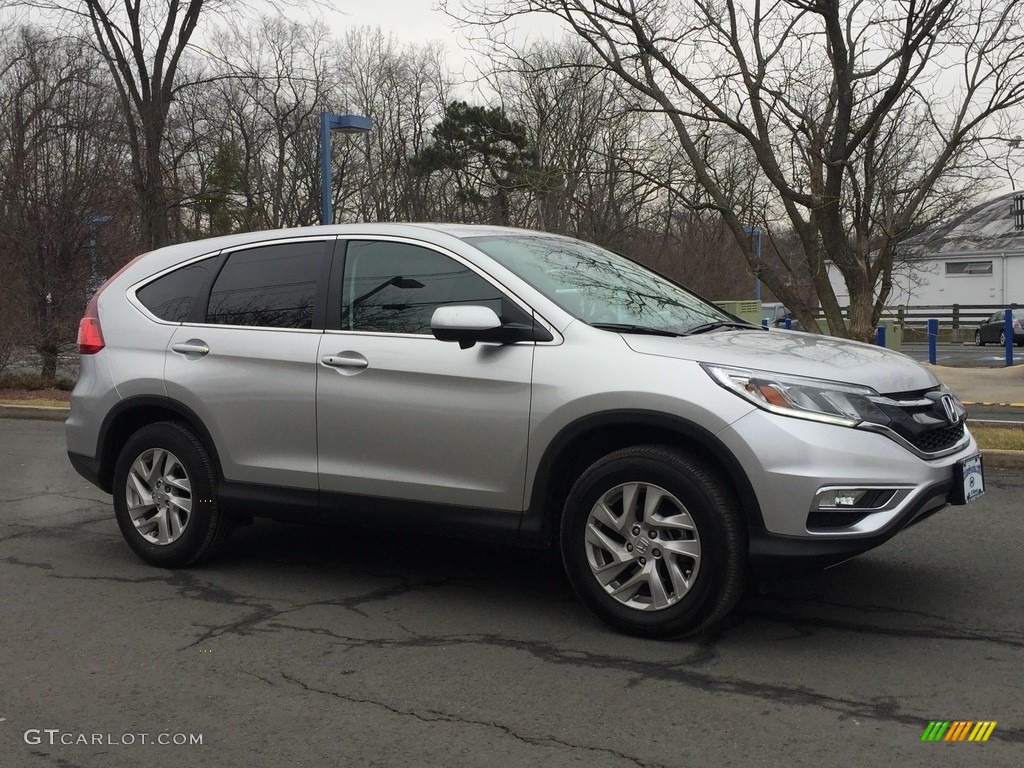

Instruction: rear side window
[342,240,512,334]
[136,257,219,322]
[207,242,325,329]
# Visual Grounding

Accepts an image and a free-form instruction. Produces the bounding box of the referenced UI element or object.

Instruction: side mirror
[430,305,549,349]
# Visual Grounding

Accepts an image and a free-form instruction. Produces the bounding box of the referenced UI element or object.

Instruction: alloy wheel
[584,481,701,611]
[125,448,193,545]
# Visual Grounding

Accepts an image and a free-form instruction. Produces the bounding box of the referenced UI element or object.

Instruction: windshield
[467,235,731,334]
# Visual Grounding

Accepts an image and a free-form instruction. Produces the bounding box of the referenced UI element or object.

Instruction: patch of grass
[971,425,1024,451]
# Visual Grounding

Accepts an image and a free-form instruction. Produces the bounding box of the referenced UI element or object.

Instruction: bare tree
[179,15,340,232]
[2,1,310,249]
[458,0,1024,339]
[0,27,130,376]
[336,27,454,223]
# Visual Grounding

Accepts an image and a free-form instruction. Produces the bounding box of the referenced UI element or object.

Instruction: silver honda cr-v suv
[66,224,985,637]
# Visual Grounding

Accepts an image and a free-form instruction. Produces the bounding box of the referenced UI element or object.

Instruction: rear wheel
[1000,330,1006,346]
[975,330,984,346]
[560,446,745,638]
[113,422,232,567]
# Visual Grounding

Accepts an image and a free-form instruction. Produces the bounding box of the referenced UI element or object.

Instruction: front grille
[913,423,965,453]
[869,388,967,455]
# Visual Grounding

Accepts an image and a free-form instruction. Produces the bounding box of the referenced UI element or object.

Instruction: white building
[829,191,1024,307]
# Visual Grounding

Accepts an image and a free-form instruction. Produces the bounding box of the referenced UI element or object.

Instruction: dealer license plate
[959,454,984,504]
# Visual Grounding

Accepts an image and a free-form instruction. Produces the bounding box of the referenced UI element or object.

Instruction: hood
[623,328,940,395]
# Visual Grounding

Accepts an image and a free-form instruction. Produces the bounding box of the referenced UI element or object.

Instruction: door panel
[165,326,321,489]
[161,239,329,489]
[317,238,534,511]
[316,333,533,510]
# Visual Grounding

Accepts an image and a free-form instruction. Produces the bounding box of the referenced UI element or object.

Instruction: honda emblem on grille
[940,395,959,425]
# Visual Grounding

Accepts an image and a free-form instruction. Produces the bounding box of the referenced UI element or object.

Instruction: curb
[0,404,69,422]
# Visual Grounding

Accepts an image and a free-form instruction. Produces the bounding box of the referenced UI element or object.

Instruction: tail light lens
[78,293,104,354]
[75,250,149,356]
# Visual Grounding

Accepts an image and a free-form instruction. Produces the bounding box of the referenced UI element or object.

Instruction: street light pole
[319,112,373,226]
[743,225,763,301]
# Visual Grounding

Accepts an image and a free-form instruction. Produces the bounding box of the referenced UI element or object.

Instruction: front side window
[341,240,516,334]
[207,241,325,329]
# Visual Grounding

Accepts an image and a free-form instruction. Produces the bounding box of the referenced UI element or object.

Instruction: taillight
[74,250,149,356]
[78,294,104,354]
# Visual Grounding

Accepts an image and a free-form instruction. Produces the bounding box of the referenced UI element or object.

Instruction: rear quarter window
[136,257,220,322]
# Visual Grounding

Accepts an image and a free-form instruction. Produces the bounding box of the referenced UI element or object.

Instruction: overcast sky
[333,2,462,45]
[321,1,562,79]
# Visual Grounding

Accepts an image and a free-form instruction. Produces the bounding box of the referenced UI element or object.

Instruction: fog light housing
[807,486,910,530]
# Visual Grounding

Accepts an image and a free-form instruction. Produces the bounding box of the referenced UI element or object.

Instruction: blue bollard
[928,318,938,364]
[785,317,792,330]
[762,318,769,328]
[1005,308,1014,367]
[876,325,886,347]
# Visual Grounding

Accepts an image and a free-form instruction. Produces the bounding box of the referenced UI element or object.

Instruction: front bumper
[719,407,978,537]
[747,476,954,587]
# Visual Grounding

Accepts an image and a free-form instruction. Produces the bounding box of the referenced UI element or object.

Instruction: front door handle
[321,353,368,370]
[171,340,210,356]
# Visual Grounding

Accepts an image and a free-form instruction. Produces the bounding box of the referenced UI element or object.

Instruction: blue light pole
[319,112,373,225]
[743,225,763,301]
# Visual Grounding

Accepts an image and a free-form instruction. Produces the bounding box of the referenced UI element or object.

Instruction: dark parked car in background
[974,309,1023,347]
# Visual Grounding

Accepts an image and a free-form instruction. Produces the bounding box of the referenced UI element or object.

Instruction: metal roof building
[830,191,1024,307]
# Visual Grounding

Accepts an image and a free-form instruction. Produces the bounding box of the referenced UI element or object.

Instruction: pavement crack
[0,556,53,570]
[261,630,1024,745]
[734,603,1024,649]
[177,577,436,649]
[278,671,670,768]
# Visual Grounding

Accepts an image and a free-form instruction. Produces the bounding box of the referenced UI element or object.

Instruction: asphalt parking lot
[1,420,1022,768]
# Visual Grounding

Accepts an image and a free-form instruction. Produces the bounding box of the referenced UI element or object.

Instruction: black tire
[112,422,232,568]
[560,445,745,638]
[975,330,983,347]
[999,331,1006,346]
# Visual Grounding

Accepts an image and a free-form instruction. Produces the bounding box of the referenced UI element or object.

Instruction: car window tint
[136,257,219,322]
[207,242,324,329]
[342,241,510,334]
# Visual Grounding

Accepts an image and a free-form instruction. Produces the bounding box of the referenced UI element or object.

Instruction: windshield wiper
[683,320,763,336]
[589,322,683,337]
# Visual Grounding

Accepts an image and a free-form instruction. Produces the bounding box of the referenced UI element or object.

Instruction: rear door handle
[171,341,210,356]
[321,353,368,370]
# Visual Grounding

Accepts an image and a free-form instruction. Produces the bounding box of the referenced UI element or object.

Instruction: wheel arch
[94,396,222,493]
[521,410,764,546]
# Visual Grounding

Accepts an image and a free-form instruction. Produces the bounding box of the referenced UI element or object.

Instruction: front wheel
[560,446,745,638]
[975,330,983,346]
[113,422,232,567]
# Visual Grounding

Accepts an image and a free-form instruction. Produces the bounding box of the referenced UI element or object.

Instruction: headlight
[702,364,890,428]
